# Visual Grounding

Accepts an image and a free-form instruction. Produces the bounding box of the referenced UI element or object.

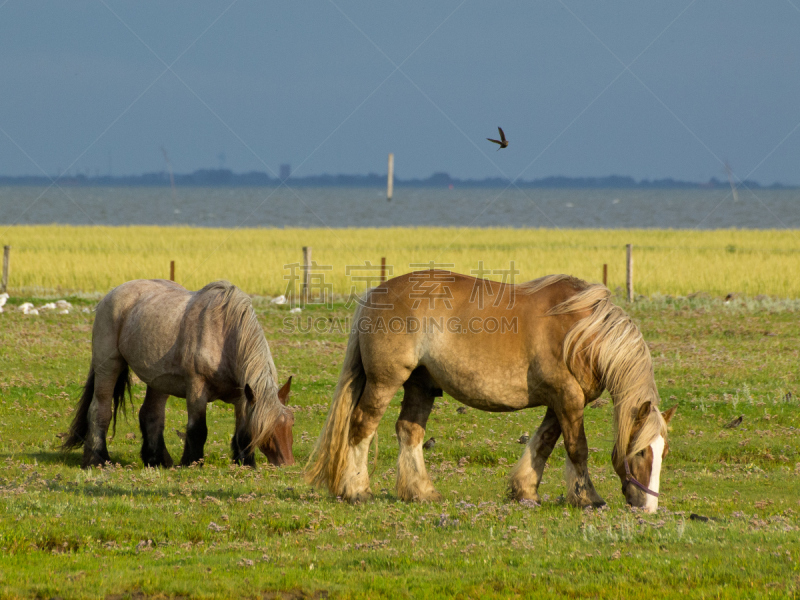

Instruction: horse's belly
[142,374,187,399]
[424,360,533,412]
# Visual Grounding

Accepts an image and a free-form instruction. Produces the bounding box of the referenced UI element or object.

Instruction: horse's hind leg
[509,407,561,503]
[340,378,401,503]
[139,386,173,468]
[82,361,125,468]
[395,372,441,502]
[231,399,255,467]
[555,385,605,508]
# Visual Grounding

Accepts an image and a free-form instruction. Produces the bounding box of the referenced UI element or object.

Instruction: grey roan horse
[63,279,294,469]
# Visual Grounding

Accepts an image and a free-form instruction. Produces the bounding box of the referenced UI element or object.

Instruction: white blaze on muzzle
[645,435,665,514]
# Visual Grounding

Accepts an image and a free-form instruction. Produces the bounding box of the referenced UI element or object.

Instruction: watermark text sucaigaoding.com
[281,315,518,335]
[280,259,521,310]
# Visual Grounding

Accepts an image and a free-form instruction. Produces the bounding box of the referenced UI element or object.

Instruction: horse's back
[93,280,194,387]
[356,272,595,410]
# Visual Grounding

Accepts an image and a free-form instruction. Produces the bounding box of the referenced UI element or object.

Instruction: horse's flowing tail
[548,284,661,460]
[61,365,131,451]
[305,318,367,495]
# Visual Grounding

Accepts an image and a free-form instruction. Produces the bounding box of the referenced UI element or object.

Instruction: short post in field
[626,244,633,302]
[387,153,394,202]
[302,246,312,305]
[169,260,175,282]
[1,246,9,293]
[602,263,607,288]
[380,257,387,283]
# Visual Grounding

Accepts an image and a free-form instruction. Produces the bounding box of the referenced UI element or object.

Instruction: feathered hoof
[510,488,541,504]
[397,485,442,503]
[81,448,110,469]
[411,490,443,503]
[567,491,606,509]
[344,490,373,504]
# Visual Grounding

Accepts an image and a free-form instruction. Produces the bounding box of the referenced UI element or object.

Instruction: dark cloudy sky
[1,1,799,184]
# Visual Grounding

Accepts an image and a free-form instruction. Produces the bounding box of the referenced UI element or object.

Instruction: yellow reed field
[2,225,799,298]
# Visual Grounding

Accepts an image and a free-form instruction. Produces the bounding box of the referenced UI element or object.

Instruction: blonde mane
[517,273,585,296]
[199,281,283,449]
[546,282,666,460]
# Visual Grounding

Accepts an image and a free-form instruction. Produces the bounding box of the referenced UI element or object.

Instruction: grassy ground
[3,225,800,297]
[1,293,799,599]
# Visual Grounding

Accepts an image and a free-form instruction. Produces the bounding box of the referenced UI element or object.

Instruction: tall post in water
[1,246,9,293]
[387,153,394,202]
[626,244,634,302]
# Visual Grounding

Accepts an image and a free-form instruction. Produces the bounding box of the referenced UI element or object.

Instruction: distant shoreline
[0,169,794,190]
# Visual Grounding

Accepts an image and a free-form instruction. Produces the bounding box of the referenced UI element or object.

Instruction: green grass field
[1,292,799,599]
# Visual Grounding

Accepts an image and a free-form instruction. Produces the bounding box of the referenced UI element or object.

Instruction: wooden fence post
[626,244,633,302]
[302,246,312,304]
[170,260,175,282]
[1,246,9,293]
[602,263,607,288]
[380,257,387,283]
[387,153,394,202]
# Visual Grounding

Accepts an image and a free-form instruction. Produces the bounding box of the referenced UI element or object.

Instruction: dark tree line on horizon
[0,169,790,189]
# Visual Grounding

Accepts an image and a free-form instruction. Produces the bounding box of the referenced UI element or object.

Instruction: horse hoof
[510,489,541,503]
[415,490,442,503]
[592,500,607,508]
[347,494,372,504]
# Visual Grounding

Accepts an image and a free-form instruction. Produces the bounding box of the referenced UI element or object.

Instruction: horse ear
[635,401,652,423]
[662,405,677,424]
[244,383,255,406]
[277,376,292,405]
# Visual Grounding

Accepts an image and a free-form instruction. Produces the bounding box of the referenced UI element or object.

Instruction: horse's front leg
[509,407,561,503]
[231,399,256,467]
[139,386,173,467]
[556,388,605,508]
[181,383,209,466]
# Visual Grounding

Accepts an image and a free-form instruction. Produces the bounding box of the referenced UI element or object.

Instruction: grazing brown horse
[63,280,295,469]
[307,271,675,512]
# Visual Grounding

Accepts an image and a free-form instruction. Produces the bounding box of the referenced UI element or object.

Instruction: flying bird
[487,127,508,150]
